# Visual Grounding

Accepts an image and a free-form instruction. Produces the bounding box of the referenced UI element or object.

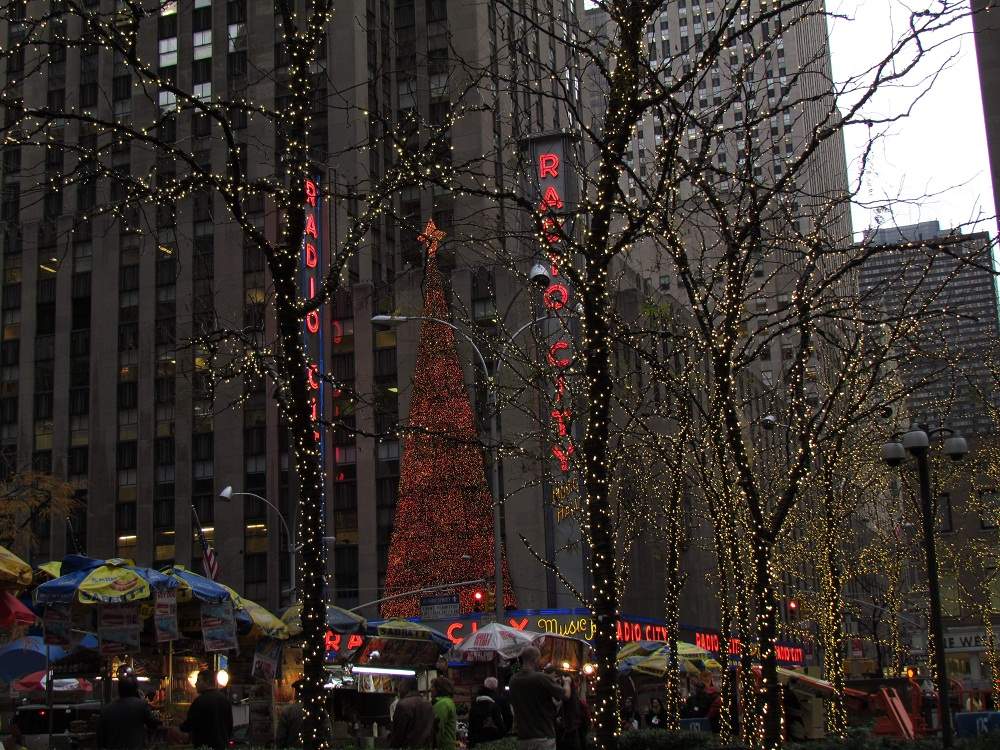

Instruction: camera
[529,263,551,288]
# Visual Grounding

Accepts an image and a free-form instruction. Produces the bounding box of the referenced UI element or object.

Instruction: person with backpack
[468,679,507,746]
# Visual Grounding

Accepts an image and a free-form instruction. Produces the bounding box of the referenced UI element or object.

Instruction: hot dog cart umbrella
[0,545,32,590]
[451,622,544,662]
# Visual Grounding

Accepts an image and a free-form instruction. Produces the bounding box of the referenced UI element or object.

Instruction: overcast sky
[826,1,996,239]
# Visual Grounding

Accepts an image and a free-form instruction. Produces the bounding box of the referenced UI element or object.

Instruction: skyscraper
[860,220,1000,438]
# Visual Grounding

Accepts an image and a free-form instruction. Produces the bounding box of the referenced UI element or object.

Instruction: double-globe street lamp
[881,424,968,749]
[372,312,549,620]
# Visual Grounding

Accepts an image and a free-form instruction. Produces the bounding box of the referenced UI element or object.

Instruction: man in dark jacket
[179,670,233,750]
[97,674,161,749]
[388,678,434,748]
[468,681,507,746]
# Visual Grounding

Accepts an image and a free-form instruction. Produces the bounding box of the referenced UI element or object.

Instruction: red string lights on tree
[381,220,516,617]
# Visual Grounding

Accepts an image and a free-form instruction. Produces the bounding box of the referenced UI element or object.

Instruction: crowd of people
[387,646,590,750]
[620,682,723,734]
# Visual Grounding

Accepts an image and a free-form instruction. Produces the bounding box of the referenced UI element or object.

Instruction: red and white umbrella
[13,671,94,695]
[452,622,544,662]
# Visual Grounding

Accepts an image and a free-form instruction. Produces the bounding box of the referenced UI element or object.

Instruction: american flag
[196,525,220,581]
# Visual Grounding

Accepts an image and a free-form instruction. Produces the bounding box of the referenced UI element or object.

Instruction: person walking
[508,646,571,750]
[484,676,513,733]
[96,674,162,749]
[432,677,458,750]
[388,678,435,749]
[468,679,507,746]
[179,670,233,750]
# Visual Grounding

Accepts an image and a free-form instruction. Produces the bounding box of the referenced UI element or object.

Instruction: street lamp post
[372,313,547,621]
[219,485,296,604]
[881,424,968,749]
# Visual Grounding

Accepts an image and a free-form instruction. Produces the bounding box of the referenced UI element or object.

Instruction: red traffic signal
[472,590,485,612]
[788,599,799,619]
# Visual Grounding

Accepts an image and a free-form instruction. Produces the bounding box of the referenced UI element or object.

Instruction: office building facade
[2,0,710,630]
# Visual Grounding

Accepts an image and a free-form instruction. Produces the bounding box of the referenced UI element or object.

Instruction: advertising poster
[252,638,283,681]
[43,604,75,646]
[154,590,178,643]
[201,601,237,652]
[98,604,140,655]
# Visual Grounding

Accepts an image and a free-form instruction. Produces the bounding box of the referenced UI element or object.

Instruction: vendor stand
[344,619,451,745]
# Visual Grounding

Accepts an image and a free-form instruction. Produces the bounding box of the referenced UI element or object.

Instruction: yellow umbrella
[237,597,289,640]
[0,546,34,590]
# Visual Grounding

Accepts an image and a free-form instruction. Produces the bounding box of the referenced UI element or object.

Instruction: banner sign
[98,604,140,655]
[43,604,75,647]
[252,638,283,681]
[201,601,237,652]
[154,590,178,643]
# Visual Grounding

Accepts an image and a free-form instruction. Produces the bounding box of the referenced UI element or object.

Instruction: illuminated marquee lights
[534,149,575,473]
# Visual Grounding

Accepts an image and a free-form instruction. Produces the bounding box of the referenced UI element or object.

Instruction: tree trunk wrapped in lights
[382,224,515,617]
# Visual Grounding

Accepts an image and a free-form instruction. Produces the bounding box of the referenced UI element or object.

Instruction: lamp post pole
[914,448,952,749]
[882,425,968,750]
[220,487,296,605]
[372,314,547,621]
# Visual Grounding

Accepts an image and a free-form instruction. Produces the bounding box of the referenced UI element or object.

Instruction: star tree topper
[418,218,446,258]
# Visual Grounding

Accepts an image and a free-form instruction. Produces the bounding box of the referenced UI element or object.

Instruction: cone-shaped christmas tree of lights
[381,220,516,618]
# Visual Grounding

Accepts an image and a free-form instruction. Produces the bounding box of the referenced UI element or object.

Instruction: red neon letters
[302,178,322,442]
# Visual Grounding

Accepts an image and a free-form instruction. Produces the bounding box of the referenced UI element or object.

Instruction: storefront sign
[324,630,365,660]
[413,610,805,666]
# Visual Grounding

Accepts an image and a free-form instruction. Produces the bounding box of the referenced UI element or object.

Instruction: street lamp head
[762,415,778,430]
[528,263,551,288]
[881,441,906,467]
[943,434,968,462]
[902,426,930,456]
[219,485,234,500]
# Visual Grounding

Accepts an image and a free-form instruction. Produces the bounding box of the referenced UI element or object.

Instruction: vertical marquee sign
[525,134,577,474]
[301,178,326,479]
[524,133,586,606]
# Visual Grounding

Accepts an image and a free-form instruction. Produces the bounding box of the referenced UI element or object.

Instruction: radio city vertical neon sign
[302,178,324,447]
[534,145,574,473]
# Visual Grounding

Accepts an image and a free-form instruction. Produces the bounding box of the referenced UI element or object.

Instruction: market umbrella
[160,565,231,604]
[234,596,289,640]
[452,622,543,662]
[35,557,178,605]
[0,591,36,628]
[0,545,32,590]
[0,635,98,683]
[159,566,289,640]
[281,603,366,638]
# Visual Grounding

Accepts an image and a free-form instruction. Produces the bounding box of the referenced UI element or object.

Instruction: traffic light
[787,599,799,620]
[472,589,485,612]
[485,588,496,612]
